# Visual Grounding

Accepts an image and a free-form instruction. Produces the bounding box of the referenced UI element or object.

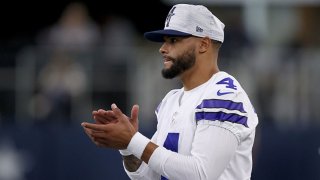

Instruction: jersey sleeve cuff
[148,146,173,175]
[119,149,132,156]
[123,161,149,177]
[127,132,150,159]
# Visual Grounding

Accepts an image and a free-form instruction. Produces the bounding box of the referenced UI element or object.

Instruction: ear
[198,37,211,53]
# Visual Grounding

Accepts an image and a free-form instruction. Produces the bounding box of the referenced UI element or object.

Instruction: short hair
[212,40,222,49]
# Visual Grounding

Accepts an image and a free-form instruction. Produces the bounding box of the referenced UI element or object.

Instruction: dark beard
[161,48,196,79]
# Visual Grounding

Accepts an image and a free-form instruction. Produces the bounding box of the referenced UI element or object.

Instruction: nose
[159,43,167,54]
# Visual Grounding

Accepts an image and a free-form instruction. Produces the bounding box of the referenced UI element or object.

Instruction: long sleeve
[147,124,238,180]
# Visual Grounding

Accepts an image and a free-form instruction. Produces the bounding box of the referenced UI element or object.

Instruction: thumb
[131,104,139,121]
[130,104,139,130]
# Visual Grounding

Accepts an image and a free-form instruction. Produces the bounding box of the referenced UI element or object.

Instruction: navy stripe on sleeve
[196,99,246,113]
[196,99,248,127]
[195,111,248,127]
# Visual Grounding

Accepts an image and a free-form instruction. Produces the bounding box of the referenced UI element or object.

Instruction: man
[82,3,259,180]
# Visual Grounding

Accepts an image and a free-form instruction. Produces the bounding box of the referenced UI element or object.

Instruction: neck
[181,61,219,91]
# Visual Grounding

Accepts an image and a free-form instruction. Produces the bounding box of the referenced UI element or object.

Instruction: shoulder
[211,72,255,113]
[205,71,244,100]
[196,71,258,141]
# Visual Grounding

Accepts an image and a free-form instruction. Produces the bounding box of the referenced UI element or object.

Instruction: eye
[168,37,178,44]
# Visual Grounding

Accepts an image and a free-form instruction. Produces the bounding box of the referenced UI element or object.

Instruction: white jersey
[124,71,259,180]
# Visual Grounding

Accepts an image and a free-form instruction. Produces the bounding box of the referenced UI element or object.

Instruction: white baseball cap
[144,4,225,43]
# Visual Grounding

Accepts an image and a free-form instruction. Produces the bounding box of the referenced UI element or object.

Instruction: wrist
[127,132,150,159]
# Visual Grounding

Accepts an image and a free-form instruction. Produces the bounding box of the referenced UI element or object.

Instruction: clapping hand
[81,104,139,149]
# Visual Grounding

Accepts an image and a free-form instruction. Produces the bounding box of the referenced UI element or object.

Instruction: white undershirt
[180,81,210,106]
[179,90,192,106]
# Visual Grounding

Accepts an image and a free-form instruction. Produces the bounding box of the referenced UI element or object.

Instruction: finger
[81,122,107,131]
[92,109,107,118]
[91,131,109,139]
[82,125,107,147]
[93,110,116,121]
[97,109,107,114]
[82,126,92,136]
[94,115,108,124]
[82,126,97,143]
[92,109,109,117]
[94,114,117,124]
[94,110,117,121]
[104,110,117,119]
[93,115,105,124]
[111,103,124,119]
[101,110,117,120]
[83,126,104,136]
[92,110,98,115]
[92,110,105,124]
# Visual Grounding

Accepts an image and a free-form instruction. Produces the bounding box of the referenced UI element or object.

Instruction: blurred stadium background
[0,0,319,179]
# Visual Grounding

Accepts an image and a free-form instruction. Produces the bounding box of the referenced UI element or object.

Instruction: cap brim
[144,29,192,42]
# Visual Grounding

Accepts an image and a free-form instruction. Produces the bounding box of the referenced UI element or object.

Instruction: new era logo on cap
[196,26,203,33]
[144,4,225,43]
